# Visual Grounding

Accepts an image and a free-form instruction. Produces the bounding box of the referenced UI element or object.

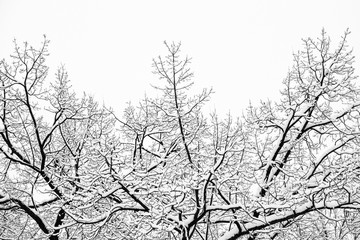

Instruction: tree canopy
[1,30,360,240]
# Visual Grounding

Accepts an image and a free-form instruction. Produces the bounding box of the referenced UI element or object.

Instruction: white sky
[0,0,359,117]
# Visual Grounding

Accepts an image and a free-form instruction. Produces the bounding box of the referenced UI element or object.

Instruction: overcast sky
[0,0,359,117]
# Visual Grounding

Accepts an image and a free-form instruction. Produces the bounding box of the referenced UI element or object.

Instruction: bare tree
[0,38,149,240]
[118,31,360,240]
[1,30,360,240]
[218,29,360,239]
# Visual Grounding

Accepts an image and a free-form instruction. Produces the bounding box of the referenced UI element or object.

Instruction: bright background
[0,0,359,117]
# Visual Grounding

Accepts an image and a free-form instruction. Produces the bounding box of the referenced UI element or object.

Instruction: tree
[0,38,149,240]
[233,29,360,240]
[1,30,360,240]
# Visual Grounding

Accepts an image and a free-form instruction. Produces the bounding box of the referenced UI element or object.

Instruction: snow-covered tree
[218,29,360,240]
[117,31,360,240]
[1,30,360,240]
[0,38,149,240]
